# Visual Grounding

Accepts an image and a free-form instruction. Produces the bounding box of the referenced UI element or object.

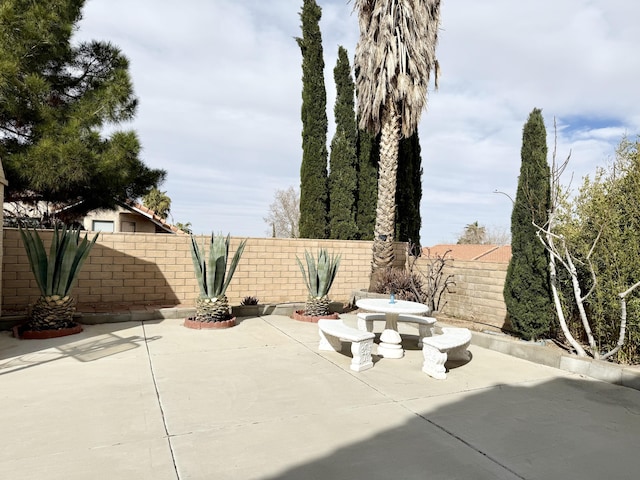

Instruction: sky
[74,0,640,246]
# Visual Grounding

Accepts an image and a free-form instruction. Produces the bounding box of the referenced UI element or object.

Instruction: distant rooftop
[423,244,512,263]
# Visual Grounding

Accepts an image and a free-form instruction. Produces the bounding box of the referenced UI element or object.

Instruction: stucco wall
[1,229,406,313]
[82,208,158,233]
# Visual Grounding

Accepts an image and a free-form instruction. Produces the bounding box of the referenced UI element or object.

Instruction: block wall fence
[425,259,510,331]
[1,229,406,313]
[1,229,510,330]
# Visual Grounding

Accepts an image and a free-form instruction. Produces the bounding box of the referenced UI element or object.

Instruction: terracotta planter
[183,317,237,329]
[291,310,340,323]
[15,323,83,340]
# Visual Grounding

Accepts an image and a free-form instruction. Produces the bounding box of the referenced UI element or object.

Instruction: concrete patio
[2,314,640,480]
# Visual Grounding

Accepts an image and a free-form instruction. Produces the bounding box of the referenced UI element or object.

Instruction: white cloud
[74,0,640,245]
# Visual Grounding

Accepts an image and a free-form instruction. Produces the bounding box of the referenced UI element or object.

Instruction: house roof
[423,244,512,263]
[121,200,187,235]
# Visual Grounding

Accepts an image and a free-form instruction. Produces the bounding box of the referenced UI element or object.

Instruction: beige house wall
[83,207,157,233]
[1,230,406,313]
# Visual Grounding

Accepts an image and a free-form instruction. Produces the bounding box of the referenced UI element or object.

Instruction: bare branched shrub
[407,244,455,312]
[371,244,455,312]
[372,267,425,303]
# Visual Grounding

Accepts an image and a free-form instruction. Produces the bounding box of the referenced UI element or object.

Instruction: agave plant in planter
[295,249,341,320]
[186,233,247,328]
[19,225,98,337]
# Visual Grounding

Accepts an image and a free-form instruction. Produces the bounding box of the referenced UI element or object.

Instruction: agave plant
[296,249,341,316]
[190,233,247,322]
[19,225,98,331]
[240,296,259,306]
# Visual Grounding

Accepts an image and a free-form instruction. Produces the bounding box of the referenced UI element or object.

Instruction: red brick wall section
[1,229,407,313]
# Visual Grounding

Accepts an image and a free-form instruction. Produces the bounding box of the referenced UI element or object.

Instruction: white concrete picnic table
[356,298,430,359]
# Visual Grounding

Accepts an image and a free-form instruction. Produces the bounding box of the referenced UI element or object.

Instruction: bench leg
[350,339,374,372]
[417,325,436,348]
[319,329,343,352]
[422,344,448,380]
[357,317,374,333]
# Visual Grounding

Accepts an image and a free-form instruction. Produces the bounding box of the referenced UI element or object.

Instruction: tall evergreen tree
[296,0,328,239]
[0,0,165,218]
[355,129,378,240]
[504,108,553,340]
[396,132,423,247]
[328,46,358,239]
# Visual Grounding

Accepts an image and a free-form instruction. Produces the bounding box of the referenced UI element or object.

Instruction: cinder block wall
[424,259,510,330]
[1,229,406,313]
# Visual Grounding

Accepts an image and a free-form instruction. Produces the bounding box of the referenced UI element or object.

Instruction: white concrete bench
[318,319,375,372]
[357,312,437,347]
[422,327,472,380]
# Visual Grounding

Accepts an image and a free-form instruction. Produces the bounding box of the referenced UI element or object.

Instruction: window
[92,220,114,232]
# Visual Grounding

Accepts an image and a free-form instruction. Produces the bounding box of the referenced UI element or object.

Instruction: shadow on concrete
[0,324,161,375]
[264,376,640,480]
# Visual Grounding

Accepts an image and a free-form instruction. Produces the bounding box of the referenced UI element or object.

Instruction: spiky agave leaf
[19,225,98,298]
[221,238,246,295]
[296,254,311,293]
[189,234,207,296]
[64,229,98,296]
[296,249,341,298]
[19,227,47,295]
[189,233,247,299]
[209,233,228,297]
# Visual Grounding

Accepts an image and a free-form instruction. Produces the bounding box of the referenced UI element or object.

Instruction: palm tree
[353,0,441,288]
[142,187,171,220]
[458,221,487,244]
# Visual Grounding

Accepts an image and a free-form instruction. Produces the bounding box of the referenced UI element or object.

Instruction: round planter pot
[183,317,237,329]
[17,323,83,340]
[291,310,340,323]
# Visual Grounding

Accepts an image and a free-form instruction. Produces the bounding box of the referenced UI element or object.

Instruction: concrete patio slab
[1,314,640,480]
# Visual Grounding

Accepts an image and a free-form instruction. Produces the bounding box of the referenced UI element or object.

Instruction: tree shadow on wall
[264,376,640,480]
[73,241,182,314]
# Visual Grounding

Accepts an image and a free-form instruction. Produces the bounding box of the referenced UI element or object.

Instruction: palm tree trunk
[369,104,401,290]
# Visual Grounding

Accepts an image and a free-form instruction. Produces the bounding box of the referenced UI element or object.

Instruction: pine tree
[355,128,379,240]
[504,108,553,340]
[296,0,328,239]
[0,0,165,218]
[396,132,423,247]
[328,46,358,239]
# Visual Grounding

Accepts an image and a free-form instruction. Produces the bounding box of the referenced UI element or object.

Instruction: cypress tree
[296,0,328,239]
[355,129,379,240]
[396,132,423,247]
[328,46,358,239]
[504,108,553,340]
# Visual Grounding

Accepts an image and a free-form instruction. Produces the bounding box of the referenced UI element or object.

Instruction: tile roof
[423,244,512,263]
[123,200,187,235]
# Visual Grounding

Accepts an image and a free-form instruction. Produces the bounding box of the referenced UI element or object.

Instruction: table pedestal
[377,313,404,359]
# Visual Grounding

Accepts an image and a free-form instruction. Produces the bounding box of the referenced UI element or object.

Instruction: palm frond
[354,0,442,137]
